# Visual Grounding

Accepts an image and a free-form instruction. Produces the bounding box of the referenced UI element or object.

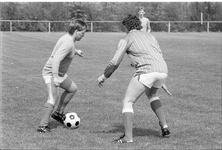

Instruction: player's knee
[147,92,157,100]
[68,88,77,94]
[67,84,77,94]
[147,87,158,98]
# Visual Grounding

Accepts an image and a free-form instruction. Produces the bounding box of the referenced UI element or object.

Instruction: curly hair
[68,19,87,35]
[122,15,142,32]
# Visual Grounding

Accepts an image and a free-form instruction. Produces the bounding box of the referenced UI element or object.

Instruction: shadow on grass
[48,120,64,129]
[93,123,161,138]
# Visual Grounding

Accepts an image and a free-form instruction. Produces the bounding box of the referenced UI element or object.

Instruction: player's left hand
[75,49,83,57]
[98,74,107,87]
[53,77,60,87]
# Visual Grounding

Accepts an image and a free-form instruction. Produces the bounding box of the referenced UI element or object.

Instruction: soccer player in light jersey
[98,15,170,143]
[37,20,87,133]
[138,6,151,33]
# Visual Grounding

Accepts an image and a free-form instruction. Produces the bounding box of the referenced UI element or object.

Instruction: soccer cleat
[37,126,51,133]
[159,122,170,137]
[51,111,65,124]
[113,134,133,143]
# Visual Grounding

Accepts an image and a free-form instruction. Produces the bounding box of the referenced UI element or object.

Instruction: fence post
[48,22,51,33]
[207,22,209,33]
[168,22,171,33]
[10,21,12,32]
[91,22,93,32]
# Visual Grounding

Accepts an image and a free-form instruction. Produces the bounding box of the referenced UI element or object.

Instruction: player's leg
[55,76,77,114]
[145,73,170,136]
[38,77,59,132]
[145,87,168,127]
[120,76,146,142]
[51,75,77,124]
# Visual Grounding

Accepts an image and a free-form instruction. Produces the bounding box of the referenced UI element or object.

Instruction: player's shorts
[43,74,68,84]
[138,72,167,89]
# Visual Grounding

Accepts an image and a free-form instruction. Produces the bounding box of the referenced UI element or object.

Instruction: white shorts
[138,72,167,88]
[43,74,68,84]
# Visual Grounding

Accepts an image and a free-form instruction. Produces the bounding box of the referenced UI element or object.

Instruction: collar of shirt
[67,34,73,42]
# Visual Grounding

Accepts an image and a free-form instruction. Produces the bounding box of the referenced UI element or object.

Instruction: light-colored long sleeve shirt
[42,34,75,77]
[104,30,168,78]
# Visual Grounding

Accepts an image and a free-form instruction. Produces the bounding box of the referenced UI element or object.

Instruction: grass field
[1,32,221,149]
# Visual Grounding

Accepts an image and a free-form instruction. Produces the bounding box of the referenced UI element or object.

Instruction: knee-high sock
[40,102,54,127]
[56,91,74,114]
[123,112,134,141]
[150,100,167,128]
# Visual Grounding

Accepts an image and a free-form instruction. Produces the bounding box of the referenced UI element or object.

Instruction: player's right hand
[53,77,60,87]
[75,49,83,57]
[98,74,107,88]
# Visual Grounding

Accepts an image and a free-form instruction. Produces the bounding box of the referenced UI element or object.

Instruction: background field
[1,32,221,149]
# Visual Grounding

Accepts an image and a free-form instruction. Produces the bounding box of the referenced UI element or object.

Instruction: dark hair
[68,20,87,35]
[122,15,142,31]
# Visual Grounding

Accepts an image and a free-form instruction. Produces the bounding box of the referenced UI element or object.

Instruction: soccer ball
[63,112,80,129]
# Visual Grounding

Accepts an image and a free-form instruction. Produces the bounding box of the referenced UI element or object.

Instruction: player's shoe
[113,134,133,143]
[37,126,51,133]
[159,122,170,137]
[51,111,65,124]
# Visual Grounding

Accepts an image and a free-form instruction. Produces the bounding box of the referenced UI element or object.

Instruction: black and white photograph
[0,1,221,149]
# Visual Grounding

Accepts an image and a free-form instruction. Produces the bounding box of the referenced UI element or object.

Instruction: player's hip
[42,74,68,84]
[42,66,68,77]
[135,66,168,75]
[134,72,168,89]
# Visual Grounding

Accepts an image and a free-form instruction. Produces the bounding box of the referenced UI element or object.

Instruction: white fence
[0,20,222,33]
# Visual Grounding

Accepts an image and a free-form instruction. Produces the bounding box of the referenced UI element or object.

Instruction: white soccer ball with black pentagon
[64,112,80,129]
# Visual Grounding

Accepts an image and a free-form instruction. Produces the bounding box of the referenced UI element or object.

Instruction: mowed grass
[1,32,221,149]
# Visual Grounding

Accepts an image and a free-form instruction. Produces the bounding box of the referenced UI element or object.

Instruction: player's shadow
[49,120,64,129]
[100,123,161,138]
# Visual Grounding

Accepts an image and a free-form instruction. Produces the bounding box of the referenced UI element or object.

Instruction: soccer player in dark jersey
[98,15,170,143]
[37,20,87,133]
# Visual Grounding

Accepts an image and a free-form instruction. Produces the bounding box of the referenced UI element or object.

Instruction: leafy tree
[1,2,19,20]
[0,2,221,32]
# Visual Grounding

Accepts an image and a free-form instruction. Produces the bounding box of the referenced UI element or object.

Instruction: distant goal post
[0,20,221,33]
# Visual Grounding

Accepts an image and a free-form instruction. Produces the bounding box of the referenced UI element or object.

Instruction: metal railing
[0,20,222,33]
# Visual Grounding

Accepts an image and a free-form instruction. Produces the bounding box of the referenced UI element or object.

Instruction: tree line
[1,2,222,32]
